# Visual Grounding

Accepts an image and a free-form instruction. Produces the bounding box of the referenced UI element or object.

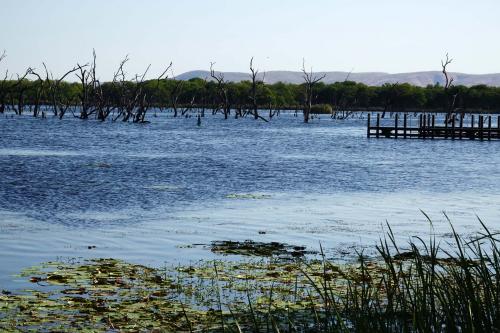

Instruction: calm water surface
[1,112,500,289]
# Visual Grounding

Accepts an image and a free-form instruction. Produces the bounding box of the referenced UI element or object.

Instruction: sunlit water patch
[0,148,84,157]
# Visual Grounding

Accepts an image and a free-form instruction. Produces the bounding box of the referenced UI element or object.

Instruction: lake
[1,111,500,289]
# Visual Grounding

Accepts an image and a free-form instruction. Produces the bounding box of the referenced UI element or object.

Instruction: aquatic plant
[1,220,499,332]
[210,240,314,258]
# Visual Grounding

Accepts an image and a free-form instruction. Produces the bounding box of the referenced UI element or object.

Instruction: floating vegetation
[0,257,340,332]
[177,240,316,258]
[210,240,315,258]
[1,259,215,332]
[1,222,499,332]
[225,193,272,199]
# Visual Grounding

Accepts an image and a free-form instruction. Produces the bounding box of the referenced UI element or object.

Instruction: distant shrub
[311,104,333,114]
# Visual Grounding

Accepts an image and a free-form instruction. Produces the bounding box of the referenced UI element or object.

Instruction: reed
[1,218,499,332]
[214,219,500,332]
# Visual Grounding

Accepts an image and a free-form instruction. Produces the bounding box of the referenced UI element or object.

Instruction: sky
[1,0,499,80]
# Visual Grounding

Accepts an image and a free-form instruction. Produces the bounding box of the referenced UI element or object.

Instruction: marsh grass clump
[1,220,499,332]
[310,104,333,115]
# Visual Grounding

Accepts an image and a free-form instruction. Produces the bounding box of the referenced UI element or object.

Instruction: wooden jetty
[367,113,500,140]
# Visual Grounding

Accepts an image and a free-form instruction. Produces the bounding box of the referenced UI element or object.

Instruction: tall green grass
[210,219,500,332]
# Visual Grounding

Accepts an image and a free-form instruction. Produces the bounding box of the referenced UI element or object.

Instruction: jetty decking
[367,113,500,140]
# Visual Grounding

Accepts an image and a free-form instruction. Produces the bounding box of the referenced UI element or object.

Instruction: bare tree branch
[210,62,230,119]
[441,52,458,119]
[301,59,326,123]
[441,53,454,89]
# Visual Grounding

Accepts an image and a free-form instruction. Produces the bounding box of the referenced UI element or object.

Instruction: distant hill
[177,70,500,87]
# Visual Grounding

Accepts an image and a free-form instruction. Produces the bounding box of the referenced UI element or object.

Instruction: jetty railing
[367,113,500,140]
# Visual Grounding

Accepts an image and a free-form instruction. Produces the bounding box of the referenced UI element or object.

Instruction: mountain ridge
[176,70,500,87]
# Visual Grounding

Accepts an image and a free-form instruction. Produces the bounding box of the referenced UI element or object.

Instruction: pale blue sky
[1,0,499,80]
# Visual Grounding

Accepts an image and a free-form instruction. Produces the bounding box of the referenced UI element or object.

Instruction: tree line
[1,51,499,123]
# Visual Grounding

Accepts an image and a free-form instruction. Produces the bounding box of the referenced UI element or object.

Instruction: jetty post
[432,115,436,139]
[488,116,492,140]
[394,114,398,139]
[367,113,371,137]
[376,113,380,138]
[459,114,464,140]
[403,113,407,138]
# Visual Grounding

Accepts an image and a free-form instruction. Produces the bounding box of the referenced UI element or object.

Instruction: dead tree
[210,62,230,119]
[301,59,326,123]
[332,70,356,119]
[154,61,173,117]
[95,58,153,122]
[27,68,45,117]
[75,61,94,119]
[9,69,30,115]
[109,56,151,122]
[43,63,80,119]
[94,81,108,121]
[181,96,195,116]
[168,68,184,117]
[268,103,279,119]
[127,65,151,122]
[200,77,208,117]
[134,62,184,123]
[0,51,8,113]
[441,53,458,121]
[94,67,117,121]
[133,65,153,123]
[0,70,8,114]
[133,88,149,123]
[249,57,260,120]
[75,50,112,120]
[246,58,270,122]
[112,56,130,121]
